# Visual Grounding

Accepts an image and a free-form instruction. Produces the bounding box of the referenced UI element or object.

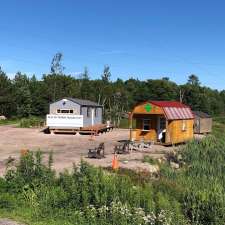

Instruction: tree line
[0,54,224,125]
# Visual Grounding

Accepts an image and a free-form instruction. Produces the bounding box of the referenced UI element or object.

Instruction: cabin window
[182,120,187,131]
[143,119,151,131]
[87,107,91,117]
[95,108,98,117]
[61,110,69,114]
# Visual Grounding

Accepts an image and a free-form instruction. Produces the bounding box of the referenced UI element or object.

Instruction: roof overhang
[163,107,194,120]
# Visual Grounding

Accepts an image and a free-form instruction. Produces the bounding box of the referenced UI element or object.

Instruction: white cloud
[5,72,35,79]
[6,73,15,79]
[66,71,82,77]
[98,50,127,55]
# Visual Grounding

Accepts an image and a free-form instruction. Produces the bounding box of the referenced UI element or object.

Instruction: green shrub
[143,155,158,165]
[5,150,55,193]
[0,193,16,209]
[19,116,44,128]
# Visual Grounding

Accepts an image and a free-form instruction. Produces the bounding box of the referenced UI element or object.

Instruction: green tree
[187,74,200,86]
[79,67,93,99]
[101,65,111,83]
[13,72,32,117]
[50,52,65,74]
[0,67,14,116]
[29,75,48,115]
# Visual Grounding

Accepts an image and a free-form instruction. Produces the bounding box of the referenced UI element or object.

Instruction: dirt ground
[0,125,178,176]
[0,219,24,225]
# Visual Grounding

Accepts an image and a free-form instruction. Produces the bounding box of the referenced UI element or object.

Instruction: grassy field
[0,118,20,126]
[0,117,224,225]
[0,117,44,128]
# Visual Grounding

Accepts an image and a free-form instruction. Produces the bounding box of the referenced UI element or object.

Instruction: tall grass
[0,116,44,128]
[157,136,225,225]
[0,151,187,225]
[0,118,20,126]
[19,116,44,128]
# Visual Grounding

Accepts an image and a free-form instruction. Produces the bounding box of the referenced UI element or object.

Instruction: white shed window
[57,109,74,114]
[87,107,91,117]
[143,119,151,131]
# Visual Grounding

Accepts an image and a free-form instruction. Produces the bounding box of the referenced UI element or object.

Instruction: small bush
[19,116,44,128]
[143,155,158,165]
[0,193,16,209]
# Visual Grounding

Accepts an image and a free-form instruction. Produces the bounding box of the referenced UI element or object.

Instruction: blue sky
[1,0,225,89]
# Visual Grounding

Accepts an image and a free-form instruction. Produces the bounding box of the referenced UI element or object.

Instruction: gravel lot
[0,125,174,176]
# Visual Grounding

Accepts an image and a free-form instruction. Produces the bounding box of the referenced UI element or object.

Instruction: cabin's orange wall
[131,118,194,144]
[130,103,164,142]
[166,119,194,144]
[130,102,194,144]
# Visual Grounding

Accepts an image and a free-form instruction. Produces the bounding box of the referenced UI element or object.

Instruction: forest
[0,54,225,125]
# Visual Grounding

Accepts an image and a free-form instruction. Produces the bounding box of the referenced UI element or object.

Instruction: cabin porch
[129,113,168,144]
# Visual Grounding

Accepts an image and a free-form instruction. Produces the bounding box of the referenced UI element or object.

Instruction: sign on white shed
[46,114,83,128]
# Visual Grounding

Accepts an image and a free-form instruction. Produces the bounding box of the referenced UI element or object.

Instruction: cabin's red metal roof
[150,101,189,108]
[149,101,194,120]
[163,107,194,120]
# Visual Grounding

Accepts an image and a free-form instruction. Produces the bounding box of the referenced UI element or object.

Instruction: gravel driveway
[0,125,174,176]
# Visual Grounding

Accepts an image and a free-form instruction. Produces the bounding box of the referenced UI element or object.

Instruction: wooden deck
[80,124,114,135]
[49,124,114,135]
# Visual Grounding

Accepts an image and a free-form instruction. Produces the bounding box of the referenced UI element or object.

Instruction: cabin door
[157,116,166,142]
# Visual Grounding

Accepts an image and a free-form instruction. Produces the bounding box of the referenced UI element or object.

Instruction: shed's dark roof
[67,98,102,107]
[193,111,211,118]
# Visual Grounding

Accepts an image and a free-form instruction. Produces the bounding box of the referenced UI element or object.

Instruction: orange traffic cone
[112,154,119,170]
[20,149,29,156]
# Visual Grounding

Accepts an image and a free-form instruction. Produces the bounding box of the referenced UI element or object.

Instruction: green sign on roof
[145,103,152,112]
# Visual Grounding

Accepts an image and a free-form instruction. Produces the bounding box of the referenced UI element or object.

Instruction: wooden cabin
[129,101,194,145]
[193,111,212,134]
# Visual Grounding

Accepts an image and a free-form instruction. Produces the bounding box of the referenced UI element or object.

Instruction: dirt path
[0,125,175,175]
[0,219,24,225]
